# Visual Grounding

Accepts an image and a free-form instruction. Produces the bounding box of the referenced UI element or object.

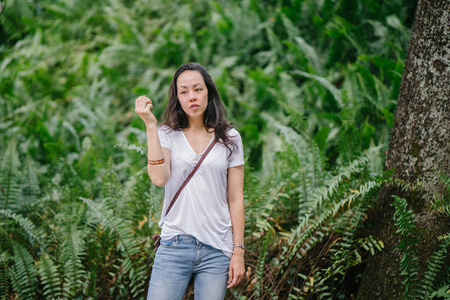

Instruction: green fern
[274,152,385,298]
[252,234,270,299]
[323,232,383,297]
[0,209,40,247]
[430,284,450,299]
[21,156,40,204]
[100,169,122,214]
[391,195,420,298]
[81,197,146,297]
[9,242,37,299]
[60,223,88,298]
[81,197,139,257]
[417,172,450,298]
[419,235,450,298]
[286,168,383,267]
[0,0,33,37]
[0,140,21,211]
[280,13,324,74]
[261,113,327,216]
[0,251,11,300]
[287,150,378,248]
[289,70,343,108]
[430,171,450,216]
[0,0,418,298]
[37,253,63,299]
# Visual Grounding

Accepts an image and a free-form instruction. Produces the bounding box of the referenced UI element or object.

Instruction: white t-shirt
[157,125,245,258]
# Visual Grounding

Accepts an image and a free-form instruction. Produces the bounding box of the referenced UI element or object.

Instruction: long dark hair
[163,62,237,154]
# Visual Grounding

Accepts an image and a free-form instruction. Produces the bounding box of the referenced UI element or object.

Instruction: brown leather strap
[164,139,217,216]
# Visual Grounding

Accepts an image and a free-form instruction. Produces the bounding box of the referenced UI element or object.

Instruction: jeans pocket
[159,236,178,248]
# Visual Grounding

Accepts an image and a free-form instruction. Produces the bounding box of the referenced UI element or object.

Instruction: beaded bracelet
[148,158,165,165]
[233,243,245,250]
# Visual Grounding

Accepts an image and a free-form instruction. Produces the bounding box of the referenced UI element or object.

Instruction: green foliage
[252,234,270,298]
[0,0,34,41]
[0,209,40,248]
[37,254,63,299]
[9,242,37,299]
[430,171,450,216]
[231,107,388,298]
[392,195,420,298]
[0,0,429,298]
[392,192,450,300]
[421,237,450,299]
[0,140,21,211]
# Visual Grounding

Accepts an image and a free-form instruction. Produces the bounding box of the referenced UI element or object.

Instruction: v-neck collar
[181,131,215,156]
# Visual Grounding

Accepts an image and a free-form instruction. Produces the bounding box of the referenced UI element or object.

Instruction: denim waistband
[170,234,198,245]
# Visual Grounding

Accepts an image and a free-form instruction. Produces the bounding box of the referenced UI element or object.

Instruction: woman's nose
[188,91,196,101]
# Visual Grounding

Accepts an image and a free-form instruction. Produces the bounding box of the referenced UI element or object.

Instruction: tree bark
[357,0,450,298]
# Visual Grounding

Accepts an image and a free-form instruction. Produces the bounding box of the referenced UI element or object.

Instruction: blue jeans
[147,235,231,300]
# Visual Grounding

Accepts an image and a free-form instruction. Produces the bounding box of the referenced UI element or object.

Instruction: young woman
[135,62,245,300]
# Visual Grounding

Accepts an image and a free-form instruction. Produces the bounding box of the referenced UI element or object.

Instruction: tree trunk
[357,0,450,299]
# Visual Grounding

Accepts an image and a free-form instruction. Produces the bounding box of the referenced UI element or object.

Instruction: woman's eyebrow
[179,83,204,89]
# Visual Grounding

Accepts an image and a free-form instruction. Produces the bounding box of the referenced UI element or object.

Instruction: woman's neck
[186,117,206,132]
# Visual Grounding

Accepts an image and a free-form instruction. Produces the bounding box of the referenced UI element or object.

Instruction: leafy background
[3,0,448,299]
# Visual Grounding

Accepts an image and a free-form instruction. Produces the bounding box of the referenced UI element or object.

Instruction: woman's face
[176,70,209,123]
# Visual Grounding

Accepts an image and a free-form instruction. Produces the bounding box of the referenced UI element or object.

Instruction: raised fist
[135,95,157,126]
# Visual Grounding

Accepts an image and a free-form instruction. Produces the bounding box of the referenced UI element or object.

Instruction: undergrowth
[1,0,439,299]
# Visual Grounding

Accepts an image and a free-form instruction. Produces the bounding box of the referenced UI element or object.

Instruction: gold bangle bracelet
[148,158,164,165]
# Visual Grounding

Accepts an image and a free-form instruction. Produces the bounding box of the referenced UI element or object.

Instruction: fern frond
[326,16,366,55]
[0,209,40,247]
[21,156,40,204]
[82,197,139,257]
[391,195,420,298]
[419,234,450,298]
[286,174,382,266]
[0,140,21,211]
[294,36,324,75]
[81,197,146,297]
[0,250,11,300]
[100,169,122,212]
[0,0,33,36]
[289,70,343,108]
[261,113,332,238]
[37,253,63,299]
[327,209,373,270]
[252,234,270,299]
[114,143,146,156]
[430,284,450,299]
[430,171,450,216]
[9,242,37,299]
[280,13,323,74]
[61,223,87,298]
[311,151,375,212]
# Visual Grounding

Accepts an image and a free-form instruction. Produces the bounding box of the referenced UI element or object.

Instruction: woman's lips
[190,104,200,110]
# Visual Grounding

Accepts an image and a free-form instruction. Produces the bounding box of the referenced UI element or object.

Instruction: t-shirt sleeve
[157,126,172,151]
[228,129,245,168]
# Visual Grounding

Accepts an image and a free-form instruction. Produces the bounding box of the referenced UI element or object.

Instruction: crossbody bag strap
[164,139,217,216]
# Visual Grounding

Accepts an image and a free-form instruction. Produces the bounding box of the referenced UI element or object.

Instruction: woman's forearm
[227,165,246,288]
[146,124,170,187]
[229,199,245,245]
[227,165,245,251]
[135,95,170,186]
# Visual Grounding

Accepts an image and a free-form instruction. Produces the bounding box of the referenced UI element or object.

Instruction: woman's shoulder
[158,125,185,142]
[158,124,180,135]
[158,124,171,131]
[226,127,241,139]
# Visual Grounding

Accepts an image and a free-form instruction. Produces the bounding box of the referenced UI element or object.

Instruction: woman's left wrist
[233,245,245,256]
[233,243,245,250]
